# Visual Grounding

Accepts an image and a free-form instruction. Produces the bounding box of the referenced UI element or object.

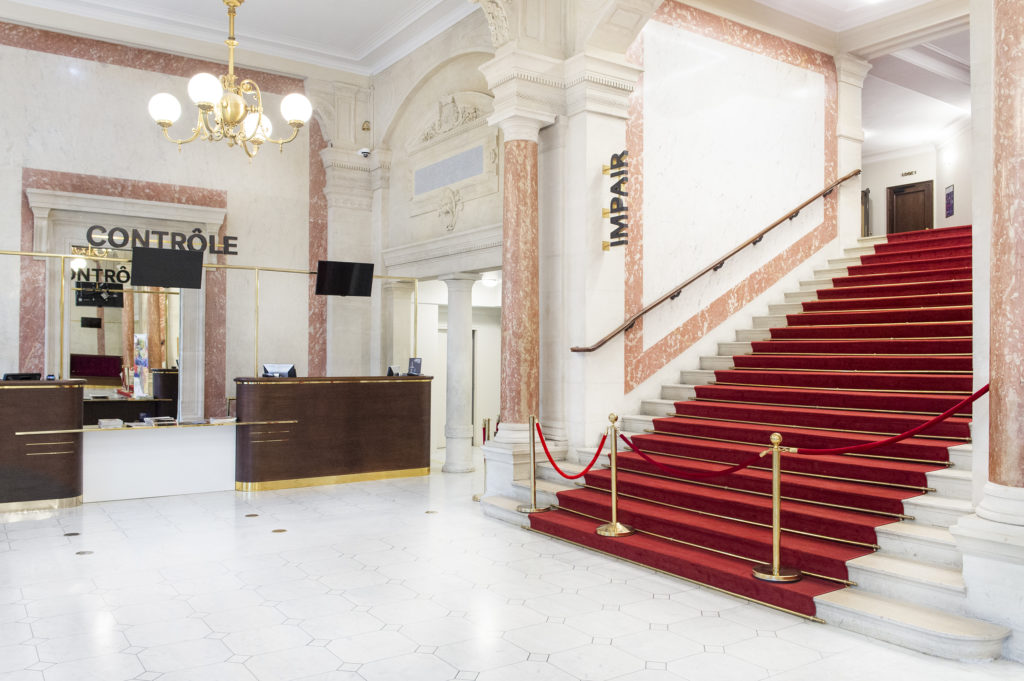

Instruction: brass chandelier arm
[159,112,204,146]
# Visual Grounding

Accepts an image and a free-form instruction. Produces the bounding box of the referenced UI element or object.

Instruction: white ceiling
[4,0,972,157]
[4,0,478,75]
[753,0,936,32]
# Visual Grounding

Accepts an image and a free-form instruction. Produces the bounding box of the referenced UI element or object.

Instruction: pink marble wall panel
[989,0,1024,488]
[623,1,838,392]
[307,119,328,377]
[19,182,46,373]
[19,169,228,410]
[204,219,228,418]
[0,21,303,95]
[500,140,541,424]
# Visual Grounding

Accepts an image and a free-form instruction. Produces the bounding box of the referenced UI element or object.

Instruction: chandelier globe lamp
[147,0,312,159]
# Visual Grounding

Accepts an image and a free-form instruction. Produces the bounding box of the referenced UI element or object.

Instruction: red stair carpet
[530,225,973,617]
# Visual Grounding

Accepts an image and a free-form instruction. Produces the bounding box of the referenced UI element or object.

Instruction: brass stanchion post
[753,432,801,582]
[596,413,634,537]
[517,415,550,513]
[483,417,491,443]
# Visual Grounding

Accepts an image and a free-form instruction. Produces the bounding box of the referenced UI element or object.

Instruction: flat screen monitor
[75,282,124,308]
[262,364,296,378]
[315,260,374,297]
[3,373,41,381]
[131,246,204,289]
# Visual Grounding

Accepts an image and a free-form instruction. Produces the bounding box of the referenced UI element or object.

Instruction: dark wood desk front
[234,376,432,491]
[0,380,83,510]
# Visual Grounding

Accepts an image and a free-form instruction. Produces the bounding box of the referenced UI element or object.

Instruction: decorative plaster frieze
[438,187,464,232]
[25,188,227,255]
[306,80,372,150]
[473,0,513,48]
[836,54,873,88]
[409,92,495,154]
[320,147,373,211]
[382,223,502,278]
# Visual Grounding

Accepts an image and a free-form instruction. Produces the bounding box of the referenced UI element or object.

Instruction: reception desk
[0,380,84,511]
[234,376,432,491]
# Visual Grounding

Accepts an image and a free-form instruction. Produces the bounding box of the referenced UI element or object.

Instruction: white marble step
[767,303,804,316]
[735,329,772,342]
[661,384,696,401]
[813,267,848,279]
[480,495,531,526]
[640,398,677,417]
[856,235,888,247]
[752,315,788,329]
[828,256,863,268]
[718,341,754,355]
[926,467,973,500]
[815,589,1008,662]
[874,521,962,569]
[948,443,973,472]
[799,277,833,291]
[621,413,655,434]
[699,356,735,370]
[679,370,716,385]
[902,494,974,528]
[845,552,968,614]
[784,290,818,304]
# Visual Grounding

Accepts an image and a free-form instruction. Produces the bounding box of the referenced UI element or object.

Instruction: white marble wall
[0,42,312,385]
[640,20,826,348]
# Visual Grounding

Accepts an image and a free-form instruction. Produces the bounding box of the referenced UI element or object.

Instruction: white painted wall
[936,123,973,229]
[0,43,312,390]
[862,148,937,236]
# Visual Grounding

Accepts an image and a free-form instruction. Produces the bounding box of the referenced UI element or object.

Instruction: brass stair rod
[517,415,550,514]
[597,413,635,537]
[752,433,801,582]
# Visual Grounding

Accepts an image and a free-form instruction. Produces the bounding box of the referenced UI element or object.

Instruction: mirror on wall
[65,245,181,397]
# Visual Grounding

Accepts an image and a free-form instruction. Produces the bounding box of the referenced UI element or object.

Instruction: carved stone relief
[475,0,512,47]
[438,187,464,232]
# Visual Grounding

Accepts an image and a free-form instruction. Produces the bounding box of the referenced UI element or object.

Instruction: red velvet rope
[619,433,767,480]
[791,383,989,456]
[535,422,606,480]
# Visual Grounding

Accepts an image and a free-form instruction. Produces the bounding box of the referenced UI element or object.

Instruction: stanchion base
[752,564,802,582]
[517,505,551,514]
[596,521,635,537]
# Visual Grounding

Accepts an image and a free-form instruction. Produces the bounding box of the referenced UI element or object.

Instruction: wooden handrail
[570,169,862,353]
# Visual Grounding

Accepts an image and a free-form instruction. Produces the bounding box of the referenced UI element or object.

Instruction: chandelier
[147,0,313,159]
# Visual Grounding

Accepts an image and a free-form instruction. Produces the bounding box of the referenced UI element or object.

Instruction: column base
[976,482,1024,526]
[951,501,1024,662]
[442,436,474,474]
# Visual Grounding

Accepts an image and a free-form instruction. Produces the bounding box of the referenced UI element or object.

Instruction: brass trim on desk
[0,384,83,390]
[16,419,298,436]
[0,495,83,513]
[235,378,432,385]
[236,467,430,492]
[25,450,74,456]
[25,441,74,446]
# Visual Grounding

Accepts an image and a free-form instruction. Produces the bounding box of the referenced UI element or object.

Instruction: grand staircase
[522,225,1011,660]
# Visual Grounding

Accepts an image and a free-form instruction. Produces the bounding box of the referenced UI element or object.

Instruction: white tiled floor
[1,450,1022,681]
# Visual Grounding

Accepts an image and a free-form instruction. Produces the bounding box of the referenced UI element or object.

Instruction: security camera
[358,148,370,158]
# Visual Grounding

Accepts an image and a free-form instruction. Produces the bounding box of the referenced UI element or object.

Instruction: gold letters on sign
[602,151,628,250]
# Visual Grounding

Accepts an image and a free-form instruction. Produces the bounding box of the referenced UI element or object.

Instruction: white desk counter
[83,425,236,502]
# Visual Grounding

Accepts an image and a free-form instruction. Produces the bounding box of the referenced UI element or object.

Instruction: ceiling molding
[838,0,969,60]
[889,45,970,85]
[2,0,479,76]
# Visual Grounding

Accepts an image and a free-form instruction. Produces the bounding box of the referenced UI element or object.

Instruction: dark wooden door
[887,180,933,234]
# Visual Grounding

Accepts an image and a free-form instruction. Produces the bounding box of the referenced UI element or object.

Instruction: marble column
[495,116,547,442]
[950,0,1024,663]
[988,0,1024,502]
[440,273,479,473]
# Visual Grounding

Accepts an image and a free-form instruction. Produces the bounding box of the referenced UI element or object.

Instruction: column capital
[480,47,562,140]
[320,147,372,211]
[836,54,873,88]
[563,51,642,119]
[438,272,482,285]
